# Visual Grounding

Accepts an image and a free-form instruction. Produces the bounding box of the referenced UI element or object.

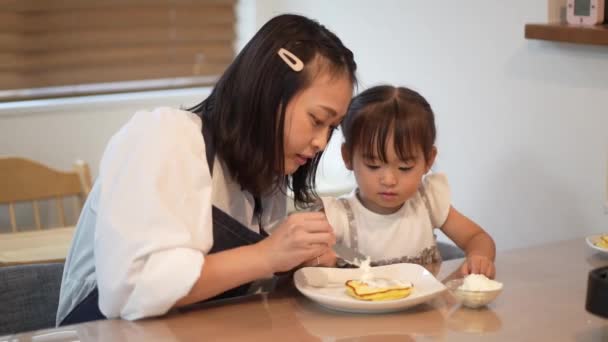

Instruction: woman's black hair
[189,14,357,207]
[341,85,436,164]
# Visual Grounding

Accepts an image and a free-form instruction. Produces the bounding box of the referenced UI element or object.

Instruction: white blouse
[56,107,286,324]
[321,173,451,265]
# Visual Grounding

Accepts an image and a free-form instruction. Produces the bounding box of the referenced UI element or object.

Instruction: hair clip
[277,48,304,72]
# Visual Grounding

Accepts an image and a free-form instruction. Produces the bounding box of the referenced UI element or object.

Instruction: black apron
[60,119,272,326]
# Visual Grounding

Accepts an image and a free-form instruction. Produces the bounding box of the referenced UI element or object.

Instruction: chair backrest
[0,262,64,335]
[0,157,92,232]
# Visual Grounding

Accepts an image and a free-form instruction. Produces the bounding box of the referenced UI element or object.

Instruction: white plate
[586,234,608,254]
[294,263,447,313]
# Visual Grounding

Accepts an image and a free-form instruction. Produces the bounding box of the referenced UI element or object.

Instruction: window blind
[0,0,235,101]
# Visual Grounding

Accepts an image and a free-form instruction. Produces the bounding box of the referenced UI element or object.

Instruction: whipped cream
[358,256,373,283]
[459,274,502,291]
[356,256,412,288]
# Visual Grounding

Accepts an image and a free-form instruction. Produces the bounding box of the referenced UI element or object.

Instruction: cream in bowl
[446,274,503,309]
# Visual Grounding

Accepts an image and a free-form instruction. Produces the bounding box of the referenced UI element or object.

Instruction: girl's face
[282,73,353,175]
[343,136,436,214]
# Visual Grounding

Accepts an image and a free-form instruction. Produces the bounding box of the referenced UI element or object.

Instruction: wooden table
[4,238,608,341]
[0,226,75,266]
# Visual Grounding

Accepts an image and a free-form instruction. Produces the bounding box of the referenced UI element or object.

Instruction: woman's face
[282,73,353,175]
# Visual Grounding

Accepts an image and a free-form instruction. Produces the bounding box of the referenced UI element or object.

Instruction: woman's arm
[174,243,271,307]
[175,211,335,307]
[95,109,334,318]
[95,109,217,320]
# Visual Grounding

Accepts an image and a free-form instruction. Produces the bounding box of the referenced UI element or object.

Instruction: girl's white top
[56,107,286,324]
[321,173,451,266]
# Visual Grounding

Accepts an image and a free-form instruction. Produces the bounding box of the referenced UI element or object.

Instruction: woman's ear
[425,146,438,173]
[341,144,353,170]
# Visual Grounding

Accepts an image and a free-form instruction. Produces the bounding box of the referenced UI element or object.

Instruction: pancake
[596,235,608,249]
[345,278,413,301]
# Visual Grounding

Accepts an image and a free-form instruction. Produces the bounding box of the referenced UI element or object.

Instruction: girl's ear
[425,146,438,173]
[341,144,353,170]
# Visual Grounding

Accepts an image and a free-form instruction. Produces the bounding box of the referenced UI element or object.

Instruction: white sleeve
[261,190,287,233]
[94,108,213,320]
[319,196,349,243]
[421,173,452,228]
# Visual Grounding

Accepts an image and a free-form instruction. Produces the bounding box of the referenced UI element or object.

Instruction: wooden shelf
[525,23,608,46]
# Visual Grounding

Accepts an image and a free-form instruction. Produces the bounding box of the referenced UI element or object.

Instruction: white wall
[252,0,608,249]
[0,88,211,230]
[2,1,607,249]
[0,88,211,176]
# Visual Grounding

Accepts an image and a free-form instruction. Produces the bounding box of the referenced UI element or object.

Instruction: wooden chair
[0,157,92,232]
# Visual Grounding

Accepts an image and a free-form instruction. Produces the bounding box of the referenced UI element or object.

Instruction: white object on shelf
[566,0,605,25]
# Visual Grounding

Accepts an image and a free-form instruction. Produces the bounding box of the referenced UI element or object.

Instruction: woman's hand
[257,212,335,274]
[460,254,495,279]
[302,248,337,267]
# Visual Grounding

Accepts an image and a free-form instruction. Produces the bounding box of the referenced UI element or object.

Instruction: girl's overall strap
[338,197,359,251]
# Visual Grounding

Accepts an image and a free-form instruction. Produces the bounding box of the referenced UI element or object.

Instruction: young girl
[57,14,357,326]
[321,85,496,278]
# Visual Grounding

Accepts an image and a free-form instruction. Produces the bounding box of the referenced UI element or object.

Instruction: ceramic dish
[294,263,446,313]
[586,234,608,255]
[445,278,502,309]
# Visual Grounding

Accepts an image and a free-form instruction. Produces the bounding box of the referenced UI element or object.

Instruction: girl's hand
[302,249,337,267]
[258,212,336,274]
[460,254,496,279]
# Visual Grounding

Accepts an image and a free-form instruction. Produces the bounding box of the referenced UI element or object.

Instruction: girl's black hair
[189,14,357,207]
[341,85,436,163]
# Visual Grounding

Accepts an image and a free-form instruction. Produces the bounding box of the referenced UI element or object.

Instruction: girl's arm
[440,206,496,278]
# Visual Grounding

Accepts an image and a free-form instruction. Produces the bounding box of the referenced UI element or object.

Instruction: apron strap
[201,116,215,176]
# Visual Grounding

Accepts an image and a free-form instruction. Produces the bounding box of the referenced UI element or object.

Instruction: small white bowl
[445,278,502,309]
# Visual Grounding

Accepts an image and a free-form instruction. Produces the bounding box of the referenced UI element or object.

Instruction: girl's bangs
[354,112,422,163]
